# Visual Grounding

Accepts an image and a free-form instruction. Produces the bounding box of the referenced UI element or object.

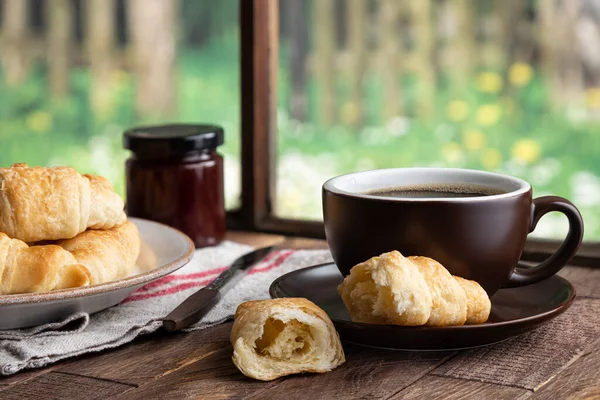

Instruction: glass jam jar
[123,124,225,248]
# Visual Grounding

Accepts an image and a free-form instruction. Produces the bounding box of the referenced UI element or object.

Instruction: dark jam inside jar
[124,124,225,248]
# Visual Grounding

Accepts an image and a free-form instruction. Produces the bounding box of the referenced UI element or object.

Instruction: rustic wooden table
[0,231,598,400]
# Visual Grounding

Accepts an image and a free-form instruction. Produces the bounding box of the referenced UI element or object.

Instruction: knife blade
[162,245,276,332]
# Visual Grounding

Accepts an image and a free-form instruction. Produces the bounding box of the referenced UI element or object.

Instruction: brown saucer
[269,263,576,350]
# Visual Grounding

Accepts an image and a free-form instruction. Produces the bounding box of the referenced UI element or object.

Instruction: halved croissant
[0,163,126,242]
[57,221,140,285]
[0,233,90,294]
[338,251,491,327]
[231,298,345,381]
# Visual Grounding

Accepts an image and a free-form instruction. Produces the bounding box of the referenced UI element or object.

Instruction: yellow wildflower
[481,148,502,170]
[512,139,541,164]
[476,72,503,94]
[585,88,600,109]
[441,142,464,165]
[26,111,53,134]
[476,104,502,126]
[340,101,360,126]
[508,62,534,87]
[446,100,470,122]
[463,130,485,151]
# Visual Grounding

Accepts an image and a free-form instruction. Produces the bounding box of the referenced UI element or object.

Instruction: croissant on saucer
[0,163,126,242]
[338,251,491,327]
[231,298,345,381]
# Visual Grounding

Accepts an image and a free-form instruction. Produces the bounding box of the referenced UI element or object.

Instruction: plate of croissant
[270,251,575,350]
[0,164,194,330]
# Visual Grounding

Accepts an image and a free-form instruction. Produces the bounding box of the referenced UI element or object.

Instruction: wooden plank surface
[113,343,283,400]
[0,367,60,387]
[56,323,232,386]
[113,344,452,400]
[278,237,329,250]
[530,339,600,399]
[245,345,455,400]
[225,231,285,248]
[0,372,134,400]
[392,376,530,400]
[558,266,600,299]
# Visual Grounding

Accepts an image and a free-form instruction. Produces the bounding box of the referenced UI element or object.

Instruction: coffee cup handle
[505,196,583,288]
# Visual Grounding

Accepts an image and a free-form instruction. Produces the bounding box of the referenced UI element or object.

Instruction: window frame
[229,0,598,266]
[229,0,323,238]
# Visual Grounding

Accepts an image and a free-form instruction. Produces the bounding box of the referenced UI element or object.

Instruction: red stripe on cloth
[135,249,283,293]
[123,277,215,303]
[248,250,295,274]
[135,266,228,293]
[123,250,296,304]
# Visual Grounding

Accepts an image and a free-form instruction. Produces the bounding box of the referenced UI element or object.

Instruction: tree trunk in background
[127,0,177,117]
[481,0,526,69]
[538,0,559,103]
[347,0,366,127]
[1,0,29,86]
[286,0,308,122]
[85,0,116,116]
[560,0,584,104]
[411,0,435,117]
[577,0,600,88]
[48,0,72,97]
[313,0,336,126]
[481,0,507,69]
[444,0,475,92]
[505,0,534,63]
[540,0,584,106]
[379,0,402,121]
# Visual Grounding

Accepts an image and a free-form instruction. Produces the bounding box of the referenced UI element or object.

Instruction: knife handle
[162,288,221,332]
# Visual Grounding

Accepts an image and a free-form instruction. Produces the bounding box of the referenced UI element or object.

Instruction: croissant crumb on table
[338,251,491,327]
[230,298,345,381]
[0,163,126,242]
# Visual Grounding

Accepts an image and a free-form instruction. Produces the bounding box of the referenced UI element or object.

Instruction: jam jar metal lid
[123,124,224,159]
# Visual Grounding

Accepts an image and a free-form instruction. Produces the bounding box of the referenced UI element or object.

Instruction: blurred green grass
[0,33,241,198]
[1,35,600,239]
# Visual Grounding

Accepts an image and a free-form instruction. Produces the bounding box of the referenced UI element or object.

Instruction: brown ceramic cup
[323,168,584,295]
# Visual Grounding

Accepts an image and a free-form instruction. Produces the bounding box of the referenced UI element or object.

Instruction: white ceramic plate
[0,217,195,330]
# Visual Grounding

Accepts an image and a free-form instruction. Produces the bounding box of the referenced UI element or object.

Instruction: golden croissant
[0,163,126,242]
[0,222,140,295]
[0,233,91,294]
[338,251,491,327]
[57,221,141,285]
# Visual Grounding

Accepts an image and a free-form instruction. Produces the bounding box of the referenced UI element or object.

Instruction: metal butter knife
[162,245,275,332]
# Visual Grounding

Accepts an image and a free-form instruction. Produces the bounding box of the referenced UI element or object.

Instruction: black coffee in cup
[365,183,506,199]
